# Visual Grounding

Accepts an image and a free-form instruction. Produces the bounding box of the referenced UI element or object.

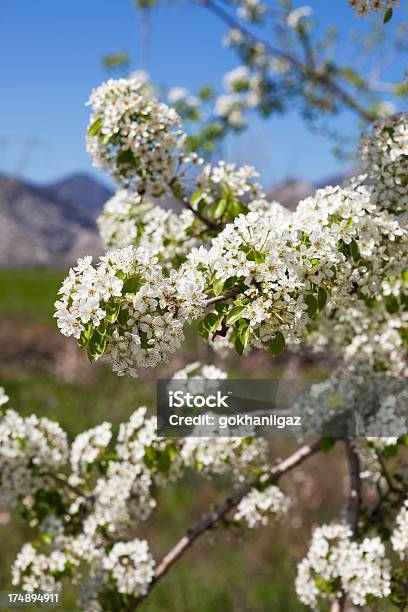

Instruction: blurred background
[0,0,406,609]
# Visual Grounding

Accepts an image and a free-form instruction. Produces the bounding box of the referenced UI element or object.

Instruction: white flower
[296,523,391,607]
[168,86,189,103]
[287,6,312,28]
[234,485,291,527]
[103,539,155,596]
[223,66,250,92]
[70,423,112,477]
[391,499,408,559]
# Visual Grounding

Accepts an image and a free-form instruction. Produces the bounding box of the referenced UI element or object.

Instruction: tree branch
[205,286,241,305]
[130,439,324,609]
[169,177,222,231]
[46,472,94,502]
[376,449,405,495]
[345,439,361,538]
[330,439,362,612]
[201,0,376,123]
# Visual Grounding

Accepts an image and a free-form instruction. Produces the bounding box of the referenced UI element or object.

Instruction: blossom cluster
[0,402,68,511]
[294,369,408,441]
[196,159,263,200]
[61,105,408,376]
[55,246,206,376]
[295,523,391,607]
[360,113,408,214]
[86,78,185,195]
[97,190,198,269]
[391,499,408,560]
[311,116,408,374]
[234,484,291,528]
[191,176,405,359]
[235,0,266,22]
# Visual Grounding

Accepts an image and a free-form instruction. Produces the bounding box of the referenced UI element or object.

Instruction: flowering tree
[1,2,407,610]
[112,0,407,156]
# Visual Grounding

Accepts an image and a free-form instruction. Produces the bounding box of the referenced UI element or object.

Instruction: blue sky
[0,0,405,189]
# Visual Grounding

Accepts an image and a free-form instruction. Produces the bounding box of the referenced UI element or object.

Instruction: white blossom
[296,523,391,607]
[392,499,408,559]
[234,485,291,527]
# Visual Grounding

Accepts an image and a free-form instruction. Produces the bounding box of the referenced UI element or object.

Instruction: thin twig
[46,472,94,502]
[206,286,242,305]
[129,439,324,610]
[330,594,346,612]
[169,177,221,231]
[345,439,361,538]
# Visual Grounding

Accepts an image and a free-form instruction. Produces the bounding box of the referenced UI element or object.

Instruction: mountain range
[0,172,345,268]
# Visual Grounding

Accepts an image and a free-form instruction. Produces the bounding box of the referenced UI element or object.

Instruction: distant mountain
[266,170,353,211]
[0,175,103,268]
[267,179,315,211]
[0,171,348,268]
[46,173,113,221]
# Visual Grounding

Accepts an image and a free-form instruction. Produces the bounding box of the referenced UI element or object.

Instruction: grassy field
[0,268,64,323]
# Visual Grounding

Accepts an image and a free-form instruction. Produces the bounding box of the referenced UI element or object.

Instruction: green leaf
[106,302,121,324]
[197,85,214,101]
[191,190,203,205]
[382,444,398,458]
[122,276,141,294]
[305,295,318,317]
[240,325,250,349]
[232,320,250,356]
[383,6,393,23]
[385,295,399,315]
[78,322,93,348]
[314,576,337,595]
[198,312,221,340]
[223,276,239,291]
[349,239,360,261]
[268,331,286,356]
[317,287,327,311]
[88,117,103,137]
[87,329,107,363]
[102,52,129,69]
[234,335,245,357]
[215,302,230,315]
[211,198,228,219]
[241,245,265,263]
[320,437,335,453]
[226,306,246,325]
[118,309,129,327]
[117,149,135,167]
[213,277,225,297]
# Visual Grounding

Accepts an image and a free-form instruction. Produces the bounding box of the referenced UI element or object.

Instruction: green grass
[0,268,64,323]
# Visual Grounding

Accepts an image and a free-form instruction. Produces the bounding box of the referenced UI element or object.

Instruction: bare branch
[129,439,325,609]
[376,449,405,495]
[205,286,241,305]
[330,594,346,612]
[345,439,361,538]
